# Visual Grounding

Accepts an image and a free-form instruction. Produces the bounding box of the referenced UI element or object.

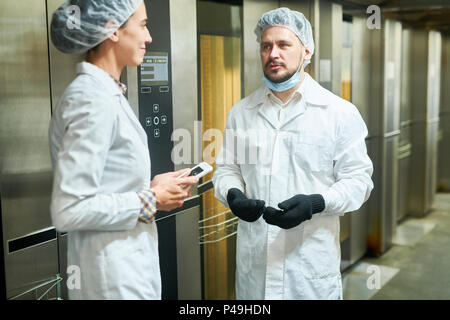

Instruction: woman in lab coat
[48,0,197,299]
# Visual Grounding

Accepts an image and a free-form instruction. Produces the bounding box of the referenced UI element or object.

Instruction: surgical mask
[262,60,304,92]
[262,70,301,92]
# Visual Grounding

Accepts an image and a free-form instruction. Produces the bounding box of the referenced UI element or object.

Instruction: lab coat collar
[257,80,306,129]
[76,62,124,96]
[245,72,332,109]
[77,62,148,147]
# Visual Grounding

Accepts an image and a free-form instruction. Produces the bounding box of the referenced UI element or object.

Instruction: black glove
[227,188,265,222]
[263,194,325,229]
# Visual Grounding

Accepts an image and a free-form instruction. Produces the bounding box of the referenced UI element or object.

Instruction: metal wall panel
[367,20,402,255]
[57,233,68,299]
[347,16,372,265]
[407,30,429,216]
[426,32,442,212]
[169,0,202,299]
[397,28,412,222]
[407,29,442,217]
[351,17,371,126]
[6,240,60,300]
[438,36,450,191]
[0,0,59,298]
[317,1,342,95]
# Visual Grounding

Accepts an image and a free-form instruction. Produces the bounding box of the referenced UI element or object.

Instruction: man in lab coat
[212,7,373,300]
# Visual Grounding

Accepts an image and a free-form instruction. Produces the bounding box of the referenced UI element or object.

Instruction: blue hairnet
[51,0,143,54]
[255,7,315,65]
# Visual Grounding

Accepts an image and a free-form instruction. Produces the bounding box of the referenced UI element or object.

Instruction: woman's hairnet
[50,0,143,54]
[255,7,315,65]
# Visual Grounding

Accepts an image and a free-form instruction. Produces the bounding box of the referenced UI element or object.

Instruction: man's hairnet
[51,0,143,54]
[255,7,315,66]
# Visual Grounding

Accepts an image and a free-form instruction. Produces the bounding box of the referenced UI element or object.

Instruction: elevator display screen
[141,51,169,86]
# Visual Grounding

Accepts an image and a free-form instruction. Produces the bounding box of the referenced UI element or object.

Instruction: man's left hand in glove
[263,194,325,229]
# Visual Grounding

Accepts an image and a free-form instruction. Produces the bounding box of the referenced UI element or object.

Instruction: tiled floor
[342,193,450,300]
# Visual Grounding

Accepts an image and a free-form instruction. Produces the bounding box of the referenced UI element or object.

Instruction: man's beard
[264,68,297,83]
[263,59,302,83]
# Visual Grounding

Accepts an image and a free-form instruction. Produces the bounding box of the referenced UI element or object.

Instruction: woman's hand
[150,169,199,211]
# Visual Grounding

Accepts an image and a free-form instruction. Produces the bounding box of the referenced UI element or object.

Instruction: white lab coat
[49,62,160,299]
[213,73,373,300]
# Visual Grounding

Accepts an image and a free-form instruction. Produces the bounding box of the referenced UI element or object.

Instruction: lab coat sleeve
[50,93,141,232]
[322,103,374,216]
[212,112,246,207]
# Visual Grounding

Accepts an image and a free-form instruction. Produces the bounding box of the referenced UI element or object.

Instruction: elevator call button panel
[138,49,173,170]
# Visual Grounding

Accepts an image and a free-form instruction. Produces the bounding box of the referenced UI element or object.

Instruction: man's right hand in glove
[227,188,265,222]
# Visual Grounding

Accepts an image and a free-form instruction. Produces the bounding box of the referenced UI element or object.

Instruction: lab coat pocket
[299,222,340,279]
[101,240,159,299]
[294,135,333,172]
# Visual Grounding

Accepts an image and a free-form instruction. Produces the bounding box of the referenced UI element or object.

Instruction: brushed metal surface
[400,29,412,128]
[409,29,429,123]
[170,0,200,170]
[6,240,59,299]
[317,1,342,95]
[0,0,59,297]
[1,173,53,240]
[175,206,202,299]
[170,0,202,299]
[397,129,411,221]
[407,30,442,217]
[397,28,413,222]
[437,36,450,191]
[340,17,373,264]
[124,66,139,117]
[351,16,372,126]
[366,20,402,255]
[56,233,68,300]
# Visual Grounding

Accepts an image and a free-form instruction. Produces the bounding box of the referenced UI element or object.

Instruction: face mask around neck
[262,70,301,92]
[262,58,305,92]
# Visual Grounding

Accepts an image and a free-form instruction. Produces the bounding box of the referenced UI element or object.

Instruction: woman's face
[116,1,152,66]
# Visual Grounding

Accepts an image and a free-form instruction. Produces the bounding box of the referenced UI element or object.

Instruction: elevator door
[0,0,59,299]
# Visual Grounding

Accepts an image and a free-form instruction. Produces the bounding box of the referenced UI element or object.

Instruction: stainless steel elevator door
[0,0,59,299]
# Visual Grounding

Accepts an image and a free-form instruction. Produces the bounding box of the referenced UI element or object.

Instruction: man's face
[260,26,310,83]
